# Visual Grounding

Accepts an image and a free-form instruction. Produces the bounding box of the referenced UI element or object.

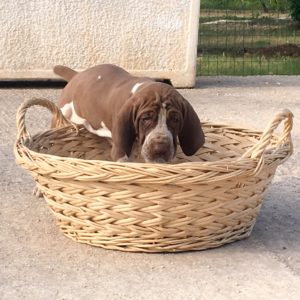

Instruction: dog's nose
[151,136,171,155]
[152,142,170,155]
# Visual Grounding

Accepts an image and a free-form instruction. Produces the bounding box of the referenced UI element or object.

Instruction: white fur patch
[69,103,86,125]
[155,106,169,132]
[85,123,112,138]
[60,102,72,118]
[131,82,144,94]
[60,102,112,138]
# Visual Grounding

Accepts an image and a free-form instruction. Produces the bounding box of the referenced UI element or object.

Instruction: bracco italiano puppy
[54,64,205,163]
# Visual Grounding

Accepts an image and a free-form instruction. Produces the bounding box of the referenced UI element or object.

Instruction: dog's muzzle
[141,132,175,163]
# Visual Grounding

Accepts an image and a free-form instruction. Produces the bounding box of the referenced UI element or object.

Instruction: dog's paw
[32,185,43,198]
[117,155,130,163]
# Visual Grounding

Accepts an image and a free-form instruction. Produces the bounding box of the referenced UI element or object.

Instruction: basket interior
[25,123,268,163]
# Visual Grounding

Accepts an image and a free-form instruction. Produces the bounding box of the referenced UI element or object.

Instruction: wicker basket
[14,98,293,252]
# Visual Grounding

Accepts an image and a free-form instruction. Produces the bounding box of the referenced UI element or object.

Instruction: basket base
[56,221,255,253]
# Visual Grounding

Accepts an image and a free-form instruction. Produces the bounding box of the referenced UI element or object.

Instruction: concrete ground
[0,76,299,300]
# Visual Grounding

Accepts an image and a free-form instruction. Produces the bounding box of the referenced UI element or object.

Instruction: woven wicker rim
[15,98,293,175]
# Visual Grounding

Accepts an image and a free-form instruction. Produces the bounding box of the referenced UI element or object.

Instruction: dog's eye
[142,116,152,121]
[173,116,179,123]
[141,112,155,122]
[170,114,180,123]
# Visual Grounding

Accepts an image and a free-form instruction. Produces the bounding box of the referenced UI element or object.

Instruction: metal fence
[197,7,300,75]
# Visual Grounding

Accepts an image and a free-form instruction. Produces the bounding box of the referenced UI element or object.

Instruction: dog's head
[112,82,205,163]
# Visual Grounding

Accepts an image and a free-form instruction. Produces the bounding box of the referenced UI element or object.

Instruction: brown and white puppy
[54,64,205,163]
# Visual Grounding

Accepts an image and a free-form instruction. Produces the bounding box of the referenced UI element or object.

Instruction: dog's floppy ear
[178,98,205,156]
[111,98,136,161]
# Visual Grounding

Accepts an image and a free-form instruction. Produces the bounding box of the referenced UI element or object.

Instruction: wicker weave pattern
[14,99,293,252]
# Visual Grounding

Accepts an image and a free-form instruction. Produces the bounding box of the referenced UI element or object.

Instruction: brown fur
[54,64,205,162]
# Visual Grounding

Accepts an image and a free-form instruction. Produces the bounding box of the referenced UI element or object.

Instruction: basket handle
[16,98,71,141]
[242,109,293,160]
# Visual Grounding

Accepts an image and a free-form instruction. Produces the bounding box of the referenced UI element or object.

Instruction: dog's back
[53,64,151,129]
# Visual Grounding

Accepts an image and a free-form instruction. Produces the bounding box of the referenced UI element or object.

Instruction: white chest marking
[60,101,112,138]
[131,82,144,94]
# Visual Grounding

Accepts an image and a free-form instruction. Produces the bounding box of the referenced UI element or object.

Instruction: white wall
[0,0,200,87]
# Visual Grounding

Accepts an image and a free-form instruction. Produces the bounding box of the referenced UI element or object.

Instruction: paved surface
[1,76,299,300]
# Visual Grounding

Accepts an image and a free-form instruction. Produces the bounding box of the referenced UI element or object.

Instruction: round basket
[14,98,293,252]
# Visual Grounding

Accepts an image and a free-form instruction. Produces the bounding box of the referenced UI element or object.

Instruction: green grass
[201,0,290,11]
[197,55,300,75]
[199,36,300,53]
[199,11,300,55]
[198,8,300,75]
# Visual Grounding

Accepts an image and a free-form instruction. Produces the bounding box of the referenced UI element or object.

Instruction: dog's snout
[141,129,175,163]
[150,135,172,160]
[152,141,170,155]
[154,134,170,144]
